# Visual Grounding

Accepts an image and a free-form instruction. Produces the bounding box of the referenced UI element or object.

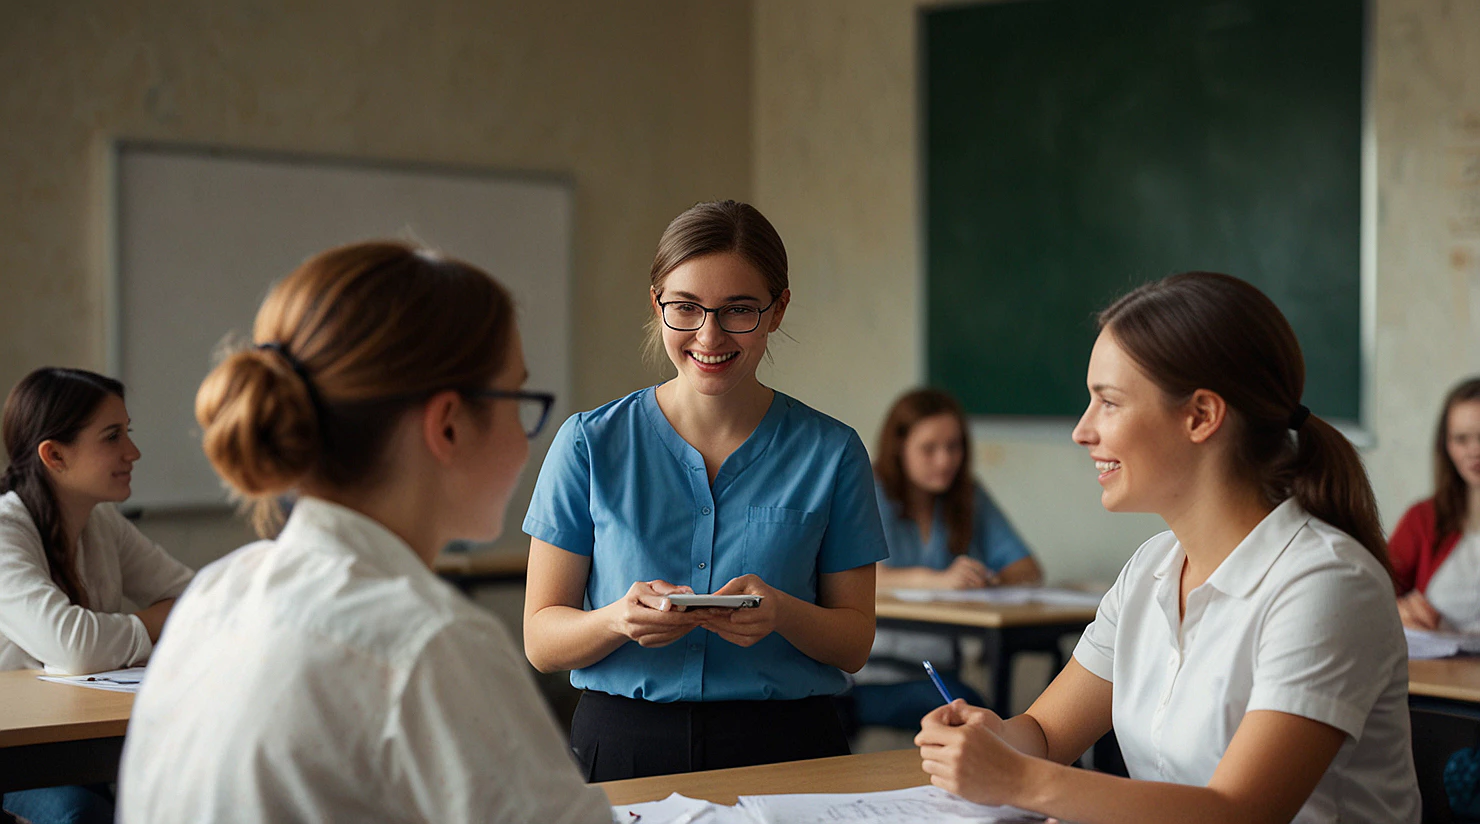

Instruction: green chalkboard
[925,0,1364,420]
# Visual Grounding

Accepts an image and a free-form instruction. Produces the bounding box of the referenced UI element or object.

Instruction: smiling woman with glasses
[118,241,611,824]
[522,200,889,782]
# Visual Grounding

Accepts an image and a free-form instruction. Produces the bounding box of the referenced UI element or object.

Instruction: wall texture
[753,0,1480,584]
[0,0,753,564]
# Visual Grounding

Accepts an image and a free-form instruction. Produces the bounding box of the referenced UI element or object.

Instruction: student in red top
[1391,377,1480,631]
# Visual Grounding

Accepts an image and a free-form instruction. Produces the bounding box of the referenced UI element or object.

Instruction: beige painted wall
[753,0,1480,584]
[1,0,753,564]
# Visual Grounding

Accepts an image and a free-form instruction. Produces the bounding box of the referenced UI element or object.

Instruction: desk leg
[0,737,125,794]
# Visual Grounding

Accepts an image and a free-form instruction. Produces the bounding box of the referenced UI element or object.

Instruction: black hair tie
[1288,404,1311,431]
[256,342,327,425]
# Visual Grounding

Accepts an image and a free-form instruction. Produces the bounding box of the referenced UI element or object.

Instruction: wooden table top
[1410,657,1480,703]
[599,748,928,806]
[432,550,528,578]
[875,594,1099,629]
[0,670,133,748]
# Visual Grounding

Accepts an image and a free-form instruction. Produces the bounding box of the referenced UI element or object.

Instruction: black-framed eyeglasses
[657,297,778,334]
[462,389,556,438]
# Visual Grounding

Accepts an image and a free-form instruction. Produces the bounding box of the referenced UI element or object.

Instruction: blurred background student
[0,367,194,824]
[849,388,1041,731]
[1391,377,1480,632]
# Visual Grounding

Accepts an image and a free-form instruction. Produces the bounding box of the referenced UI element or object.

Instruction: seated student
[117,242,610,823]
[0,367,194,824]
[523,200,888,782]
[851,388,1040,729]
[1391,377,1480,631]
[916,272,1419,823]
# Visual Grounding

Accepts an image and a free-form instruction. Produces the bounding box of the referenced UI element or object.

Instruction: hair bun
[196,347,322,498]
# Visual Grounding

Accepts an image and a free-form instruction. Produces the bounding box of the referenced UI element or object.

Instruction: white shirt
[0,490,194,674]
[1073,500,1419,823]
[118,497,610,824]
[1422,532,1480,631]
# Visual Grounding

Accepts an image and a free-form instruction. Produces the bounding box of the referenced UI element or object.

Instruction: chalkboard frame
[914,0,1376,445]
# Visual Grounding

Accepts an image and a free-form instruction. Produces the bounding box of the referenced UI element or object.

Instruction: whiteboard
[110,142,573,519]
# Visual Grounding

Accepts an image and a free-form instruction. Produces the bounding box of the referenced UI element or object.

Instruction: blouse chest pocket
[743,506,827,598]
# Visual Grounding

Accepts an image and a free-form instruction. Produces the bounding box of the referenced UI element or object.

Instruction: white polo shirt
[1073,499,1419,823]
[118,497,610,824]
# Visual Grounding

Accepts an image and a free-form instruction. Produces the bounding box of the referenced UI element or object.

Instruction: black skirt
[569,690,851,782]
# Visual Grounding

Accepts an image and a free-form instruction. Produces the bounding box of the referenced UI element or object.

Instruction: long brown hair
[2,367,126,608]
[1431,377,1480,543]
[1100,272,1391,575]
[874,389,975,556]
[196,241,515,535]
[643,200,789,368]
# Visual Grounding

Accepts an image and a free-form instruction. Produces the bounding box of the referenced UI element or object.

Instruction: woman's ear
[767,288,791,333]
[36,440,67,474]
[420,391,463,465]
[1185,389,1227,444]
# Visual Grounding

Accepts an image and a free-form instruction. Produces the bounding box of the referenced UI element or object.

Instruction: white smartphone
[664,594,763,610]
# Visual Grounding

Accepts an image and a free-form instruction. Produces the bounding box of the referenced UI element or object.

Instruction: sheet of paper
[1405,627,1480,659]
[891,586,1103,609]
[37,666,147,693]
[737,786,1045,824]
[611,792,756,824]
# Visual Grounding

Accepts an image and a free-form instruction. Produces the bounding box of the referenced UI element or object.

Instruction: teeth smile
[690,352,737,365]
[1095,461,1121,472]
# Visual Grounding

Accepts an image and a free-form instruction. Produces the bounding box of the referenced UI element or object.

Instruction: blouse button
[698,562,707,569]
[701,507,711,515]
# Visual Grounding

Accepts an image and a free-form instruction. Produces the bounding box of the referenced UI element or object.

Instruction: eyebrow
[667,290,764,304]
[1090,383,1123,395]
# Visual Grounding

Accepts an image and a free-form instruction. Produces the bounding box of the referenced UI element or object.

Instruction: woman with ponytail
[1389,377,1480,630]
[0,367,194,824]
[916,272,1418,823]
[118,241,609,823]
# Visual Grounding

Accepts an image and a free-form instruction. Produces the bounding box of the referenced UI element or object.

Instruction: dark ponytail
[2,368,127,608]
[1099,272,1391,577]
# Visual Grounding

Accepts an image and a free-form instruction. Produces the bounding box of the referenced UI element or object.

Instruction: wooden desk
[1410,657,1480,719]
[599,748,927,806]
[0,670,133,792]
[434,550,528,594]
[875,595,1098,715]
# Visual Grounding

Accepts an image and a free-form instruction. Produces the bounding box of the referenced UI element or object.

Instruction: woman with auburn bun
[1391,377,1480,631]
[118,242,609,823]
[523,200,888,781]
[915,272,1418,823]
[851,387,1040,729]
[0,367,193,824]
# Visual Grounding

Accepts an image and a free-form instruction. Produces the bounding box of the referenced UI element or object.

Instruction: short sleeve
[105,507,194,607]
[523,415,596,556]
[817,431,890,574]
[1072,555,1133,682]
[385,618,611,823]
[972,485,1032,572]
[1245,562,1405,740]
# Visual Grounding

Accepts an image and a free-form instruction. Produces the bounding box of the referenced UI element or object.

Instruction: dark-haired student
[916,272,1419,823]
[118,242,609,823]
[0,367,194,824]
[1391,377,1480,631]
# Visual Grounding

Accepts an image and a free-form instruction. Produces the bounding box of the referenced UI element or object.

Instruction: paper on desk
[611,792,754,824]
[1405,628,1480,659]
[37,666,146,693]
[737,786,1045,824]
[891,586,1104,609]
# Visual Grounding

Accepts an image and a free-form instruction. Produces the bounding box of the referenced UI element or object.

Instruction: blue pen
[922,660,955,705]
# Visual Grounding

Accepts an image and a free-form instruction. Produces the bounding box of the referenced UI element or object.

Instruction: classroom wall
[753,0,1480,584]
[0,0,753,567]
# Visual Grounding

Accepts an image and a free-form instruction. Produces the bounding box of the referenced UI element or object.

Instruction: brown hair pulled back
[643,200,789,367]
[2,367,126,608]
[875,389,975,556]
[1431,377,1480,545]
[195,241,514,534]
[1100,271,1391,575]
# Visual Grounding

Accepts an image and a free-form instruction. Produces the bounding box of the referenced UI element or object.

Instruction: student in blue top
[850,388,1041,730]
[523,200,890,782]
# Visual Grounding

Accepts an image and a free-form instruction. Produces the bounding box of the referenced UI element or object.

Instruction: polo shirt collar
[1204,498,1310,598]
[278,496,433,583]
